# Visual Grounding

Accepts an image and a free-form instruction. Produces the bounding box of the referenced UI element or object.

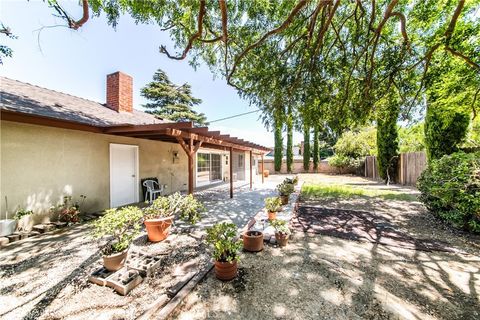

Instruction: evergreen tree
[303,124,310,172]
[273,104,283,172]
[286,105,293,173]
[313,126,319,171]
[377,95,400,184]
[141,69,208,126]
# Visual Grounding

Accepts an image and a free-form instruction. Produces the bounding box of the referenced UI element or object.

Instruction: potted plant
[91,206,143,271]
[269,219,291,247]
[14,209,34,233]
[277,181,294,205]
[265,197,282,220]
[206,222,243,281]
[243,229,264,252]
[143,193,204,242]
[284,175,299,186]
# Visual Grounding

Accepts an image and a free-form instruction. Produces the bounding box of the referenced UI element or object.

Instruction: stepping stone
[127,250,162,277]
[32,224,55,233]
[106,268,143,296]
[28,231,41,237]
[13,232,29,240]
[52,221,67,228]
[6,234,19,242]
[88,266,117,286]
[0,237,9,246]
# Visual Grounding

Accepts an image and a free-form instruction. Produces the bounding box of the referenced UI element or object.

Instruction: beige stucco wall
[0,120,189,222]
[261,158,356,175]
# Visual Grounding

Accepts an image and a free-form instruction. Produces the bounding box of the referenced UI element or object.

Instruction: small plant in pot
[269,219,291,247]
[14,209,33,232]
[284,175,299,186]
[206,222,243,281]
[91,206,143,271]
[143,193,204,242]
[265,197,282,220]
[50,195,86,224]
[277,181,294,205]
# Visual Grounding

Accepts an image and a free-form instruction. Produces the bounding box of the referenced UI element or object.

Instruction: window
[238,154,244,168]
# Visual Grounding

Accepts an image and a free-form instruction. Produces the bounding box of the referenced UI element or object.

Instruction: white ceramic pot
[0,219,17,237]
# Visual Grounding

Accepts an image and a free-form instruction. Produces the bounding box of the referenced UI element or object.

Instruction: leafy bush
[269,219,291,236]
[265,197,282,212]
[143,193,204,224]
[205,222,243,262]
[277,181,294,196]
[399,122,425,153]
[91,206,143,254]
[417,152,480,233]
[425,107,469,161]
[50,195,87,223]
[14,209,33,220]
[329,127,376,168]
[328,154,362,168]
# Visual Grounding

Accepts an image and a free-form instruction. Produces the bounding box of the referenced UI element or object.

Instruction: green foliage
[328,154,362,168]
[143,193,204,224]
[464,116,480,148]
[50,195,87,223]
[425,106,470,161]
[264,197,282,213]
[0,23,16,64]
[329,127,376,168]
[141,69,207,126]
[277,181,294,196]
[286,106,293,173]
[417,152,480,233]
[377,99,400,182]
[205,222,243,262]
[284,175,298,186]
[268,219,291,236]
[399,122,425,153]
[313,126,319,170]
[273,105,283,172]
[91,206,143,254]
[14,209,33,220]
[303,124,310,171]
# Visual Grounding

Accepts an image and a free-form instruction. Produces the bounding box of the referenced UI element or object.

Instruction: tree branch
[445,46,480,70]
[160,0,206,60]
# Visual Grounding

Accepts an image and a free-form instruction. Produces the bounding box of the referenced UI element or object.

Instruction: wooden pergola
[103,121,270,198]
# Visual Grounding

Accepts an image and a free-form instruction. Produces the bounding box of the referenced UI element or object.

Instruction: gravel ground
[171,174,480,320]
[0,176,288,320]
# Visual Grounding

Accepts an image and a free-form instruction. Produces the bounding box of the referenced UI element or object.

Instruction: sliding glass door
[197,152,222,186]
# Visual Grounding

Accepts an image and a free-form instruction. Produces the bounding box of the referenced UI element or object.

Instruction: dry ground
[171,174,480,320]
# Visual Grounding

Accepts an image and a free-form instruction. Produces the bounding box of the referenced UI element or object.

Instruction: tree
[377,96,400,183]
[273,104,283,172]
[141,69,208,126]
[286,104,293,173]
[303,124,310,171]
[312,125,319,171]
[0,23,16,64]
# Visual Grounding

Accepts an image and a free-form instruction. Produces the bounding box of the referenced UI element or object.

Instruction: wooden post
[261,154,264,184]
[229,147,233,198]
[176,136,202,195]
[249,150,253,190]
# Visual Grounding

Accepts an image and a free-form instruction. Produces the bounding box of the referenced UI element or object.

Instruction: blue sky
[1,0,303,147]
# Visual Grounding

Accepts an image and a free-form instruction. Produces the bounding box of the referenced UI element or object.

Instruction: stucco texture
[0,121,188,221]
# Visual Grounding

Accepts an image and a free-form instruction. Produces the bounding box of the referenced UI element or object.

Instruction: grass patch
[301,183,418,202]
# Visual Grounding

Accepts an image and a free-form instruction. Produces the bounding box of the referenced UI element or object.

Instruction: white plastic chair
[143,180,164,203]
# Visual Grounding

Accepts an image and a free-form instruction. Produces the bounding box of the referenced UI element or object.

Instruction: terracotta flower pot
[103,249,128,271]
[268,211,277,221]
[263,170,269,178]
[243,230,264,252]
[215,260,237,281]
[144,216,174,242]
[280,195,289,205]
[275,233,289,247]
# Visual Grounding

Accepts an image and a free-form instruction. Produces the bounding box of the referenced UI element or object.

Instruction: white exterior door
[110,144,139,208]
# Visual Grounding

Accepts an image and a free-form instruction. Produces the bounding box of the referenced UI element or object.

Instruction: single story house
[0,72,269,224]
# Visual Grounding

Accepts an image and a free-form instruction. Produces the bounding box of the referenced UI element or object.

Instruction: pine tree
[141,69,208,126]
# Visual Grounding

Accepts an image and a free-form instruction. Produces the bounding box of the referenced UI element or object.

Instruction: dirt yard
[172,174,480,320]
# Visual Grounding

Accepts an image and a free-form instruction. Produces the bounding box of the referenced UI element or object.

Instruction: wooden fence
[364,151,427,186]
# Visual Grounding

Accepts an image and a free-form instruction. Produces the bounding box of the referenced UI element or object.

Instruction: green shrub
[277,181,294,196]
[265,197,282,212]
[143,193,204,224]
[269,219,291,236]
[92,206,143,254]
[417,152,480,233]
[377,102,399,182]
[328,154,361,168]
[333,127,377,159]
[205,222,243,262]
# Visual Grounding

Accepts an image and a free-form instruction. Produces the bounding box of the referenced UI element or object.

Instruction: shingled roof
[0,77,167,126]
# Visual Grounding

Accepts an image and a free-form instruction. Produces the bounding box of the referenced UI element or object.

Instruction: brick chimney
[106,71,133,112]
